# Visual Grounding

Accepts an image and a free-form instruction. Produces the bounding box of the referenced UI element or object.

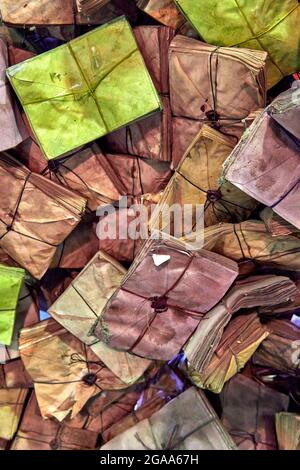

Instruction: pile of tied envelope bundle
[0,0,300,452]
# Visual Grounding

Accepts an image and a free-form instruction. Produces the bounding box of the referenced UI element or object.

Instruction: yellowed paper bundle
[187,313,269,393]
[19,319,153,421]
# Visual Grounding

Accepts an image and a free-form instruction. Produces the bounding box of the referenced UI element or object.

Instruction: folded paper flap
[49,250,126,342]
[168,33,266,134]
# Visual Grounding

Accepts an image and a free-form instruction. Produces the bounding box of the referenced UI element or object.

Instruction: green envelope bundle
[0,265,25,346]
[175,0,300,89]
[6,17,161,160]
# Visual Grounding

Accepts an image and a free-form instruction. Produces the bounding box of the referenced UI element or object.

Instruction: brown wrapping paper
[98,193,162,263]
[50,221,99,270]
[0,359,33,389]
[183,220,300,272]
[0,153,86,279]
[169,36,267,160]
[11,392,99,450]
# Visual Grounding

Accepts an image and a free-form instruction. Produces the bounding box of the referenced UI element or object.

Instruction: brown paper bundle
[94,238,238,361]
[0,285,39,363]
[0,153,86,279]
[19,319,149,421]
[187,313,269,393]
[49,250,152,384]
[184,276,297,376]
[11,392,99,450]
[150,125,257,234]
[253,319,300,376]
[224,107,300,230]
[104,26,174,162]
[275,412,300,450]
[0,389,29,442]
[101,386,236,450]
[220,374,289,450]
[0,40,27,152]
[101,365,188,443]
[183,220,300,272]
[169,35,267,158]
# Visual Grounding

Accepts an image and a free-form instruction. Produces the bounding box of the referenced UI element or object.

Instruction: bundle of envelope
[93,239,239,360]
[184,275,298,376]
[223,94,300,230]
[0,4,300,452]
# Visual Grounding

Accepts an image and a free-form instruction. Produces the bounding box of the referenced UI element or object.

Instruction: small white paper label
[152,254,170,267]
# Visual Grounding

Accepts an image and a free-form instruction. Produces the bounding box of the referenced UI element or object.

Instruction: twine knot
[149,295,168,313]
[207,189,222,203]
[82,373,97,386]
